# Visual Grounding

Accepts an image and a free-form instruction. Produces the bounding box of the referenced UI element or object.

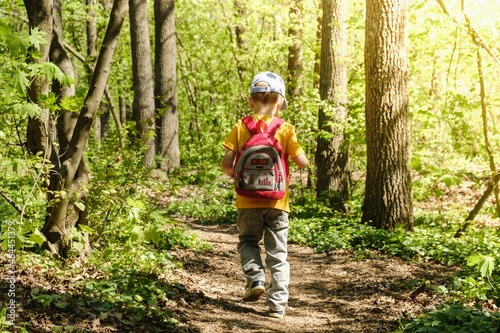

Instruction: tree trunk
[25,0,129,255]
[86,0,102,142]
[130,0,156,168]
[24,0,53,162]
[43,0,91,255]
[314,0,350,212]
[154,0,180,173]
[313,1,321,89]
[362,0,413,230]
[232,0,248,85]
[287,0,303,101]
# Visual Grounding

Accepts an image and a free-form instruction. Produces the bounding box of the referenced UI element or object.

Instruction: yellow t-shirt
[223,114,305,212]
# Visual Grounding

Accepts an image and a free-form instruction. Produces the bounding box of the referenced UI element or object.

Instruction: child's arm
[293,153,308,169]
[221,148,237,176]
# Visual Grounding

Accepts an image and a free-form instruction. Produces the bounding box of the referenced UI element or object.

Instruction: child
[221,71,308,318]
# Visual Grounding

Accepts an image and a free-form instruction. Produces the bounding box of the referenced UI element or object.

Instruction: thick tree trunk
[24,0,53,161]
[130,0,156,168]
[362,0,413,230]
[315,0,350,211]
[42,0,91,255]
[154,0,180,173]
[25,0,129,255]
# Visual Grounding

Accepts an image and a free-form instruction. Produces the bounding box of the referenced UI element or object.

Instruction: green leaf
[36,62,62,83]
[75,201,86,212]
[126,198,146,210]
[30,228,46,246]
[411,156,422,171]
[32,294,54,307]
[468,254,495,278]
[435,285,448,294]
[479,256,495,278]
[24,102,41,117]
[130,225,143,242]
[2,23,30,58]
[96,302,112,312]
[438,174,461,188]
[9,72,29,95]
[145,227,160,245]
[79,225,94,234]
[467,254,482,267]
[55,302,68,309]
[59,96,81,112]
[27,27,47,51]
[12,159,24,173]
[73,242,84,251]
[15,232,25,250]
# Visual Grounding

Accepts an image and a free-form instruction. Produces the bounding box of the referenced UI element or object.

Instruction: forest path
[170,221,455,333]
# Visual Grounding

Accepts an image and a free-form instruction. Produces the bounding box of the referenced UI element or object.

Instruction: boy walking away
[221,71,308,319]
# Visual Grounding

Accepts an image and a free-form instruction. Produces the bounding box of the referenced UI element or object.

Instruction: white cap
[250,71,288,110]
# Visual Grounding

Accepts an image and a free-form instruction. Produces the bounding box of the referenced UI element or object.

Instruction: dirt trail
[170,221,456,333]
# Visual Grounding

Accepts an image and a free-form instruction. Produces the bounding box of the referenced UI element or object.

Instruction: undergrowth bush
[286,196,500,332]
[396,303,500,333]
[0,133,214,329]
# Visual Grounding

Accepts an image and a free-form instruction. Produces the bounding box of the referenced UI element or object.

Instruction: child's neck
[253,105,278,117]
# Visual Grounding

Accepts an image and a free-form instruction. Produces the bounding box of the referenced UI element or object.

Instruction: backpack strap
[242,116,285,136]
[267,117,285,136]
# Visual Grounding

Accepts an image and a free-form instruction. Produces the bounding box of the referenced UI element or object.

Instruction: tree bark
[362,0,413,230]
[30,0,129,255]
[24,0,53,161]
[154,0,180,173]
[313,1,321,89]
[130,0,156,168]
[476,49,500,217]
[41,0,91,254]
[86,0,102,141]
[287,0,303,101]
[232,0,248,85]
[315,0,350,212]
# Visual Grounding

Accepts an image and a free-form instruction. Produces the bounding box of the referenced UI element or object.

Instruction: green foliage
[287,206,500,331]
[0,307,29,333]
[74,260,177,324]
[165,177,237,225]
[468,255,495,279]
[0,308,13,333]
[289,210,500,267]
[396,303,500,333]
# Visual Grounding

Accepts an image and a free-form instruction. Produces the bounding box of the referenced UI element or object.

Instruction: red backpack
[232,116,288,200]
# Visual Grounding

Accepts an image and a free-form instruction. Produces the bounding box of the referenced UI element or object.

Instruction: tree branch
[62,42,125,148]
[0,188,29,219]
[455,172,500,238]
[435,0,500,65]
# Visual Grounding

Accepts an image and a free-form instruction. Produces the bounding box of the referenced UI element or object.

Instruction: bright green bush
[396,303,500,333]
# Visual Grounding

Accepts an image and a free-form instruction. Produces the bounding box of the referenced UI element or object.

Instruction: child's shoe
[269,309,285,319]
[242,280,265,302]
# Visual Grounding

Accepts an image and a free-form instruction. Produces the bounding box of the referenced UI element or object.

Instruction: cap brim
[281,99,288,110]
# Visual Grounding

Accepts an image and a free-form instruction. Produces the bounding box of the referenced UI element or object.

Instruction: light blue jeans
[237,208,289,312]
